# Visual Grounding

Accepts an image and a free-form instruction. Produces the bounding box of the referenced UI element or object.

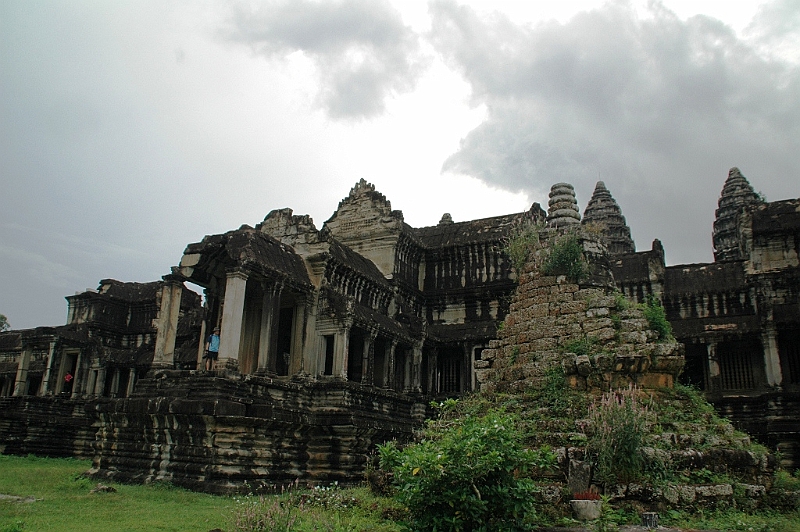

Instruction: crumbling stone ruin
[0,168,797,492]
[476,188,776,512]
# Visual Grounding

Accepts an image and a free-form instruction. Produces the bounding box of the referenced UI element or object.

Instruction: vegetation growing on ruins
[586,386,649,485]
[3,450,800,531]
[382,407,556,532]
[0,314,9,332]
[642,294,674,342]
[541,233,588,282]
[504,221,541,273]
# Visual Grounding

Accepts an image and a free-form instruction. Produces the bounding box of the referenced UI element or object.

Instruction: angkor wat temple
[0,168,797,491]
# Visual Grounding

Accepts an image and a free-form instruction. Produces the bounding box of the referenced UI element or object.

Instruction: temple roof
[713,167,764,261]
[582,181,635,254]
[413,204,545,248]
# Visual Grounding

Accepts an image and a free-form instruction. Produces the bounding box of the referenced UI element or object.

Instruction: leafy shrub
[504,222,542,273]
[390,410,556,532]
[642,295,673,342]
[542,233,587,282]
[587,386,649,485]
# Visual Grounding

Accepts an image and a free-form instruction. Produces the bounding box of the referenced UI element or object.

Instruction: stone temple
[0,168,798,490]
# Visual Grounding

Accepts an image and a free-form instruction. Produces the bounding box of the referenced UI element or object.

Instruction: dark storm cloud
[227,0,426,119]
[428,0,800,264]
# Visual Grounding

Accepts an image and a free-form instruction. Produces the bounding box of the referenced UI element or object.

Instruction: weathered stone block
[575,355,592,377]
[567,459,592,494]
[620,319,648,332]
[588,327,616,342]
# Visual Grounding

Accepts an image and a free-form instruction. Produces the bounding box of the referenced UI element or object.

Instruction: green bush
[504,222,541,273]
[642,295,673,342]
[542,233,588,282]
[390,410,556,531]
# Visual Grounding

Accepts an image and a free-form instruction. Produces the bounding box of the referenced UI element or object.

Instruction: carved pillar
[257,281,283,373]
[94,367,107,396]
[301,294,319,376]
[40,340,57,395]
[411,341,423,393]
[218,269,248,371]
[463,343,472,393]
[13,345,33,396]
[707,342,720,391]
[196,319,207,370]
[762,326,783,386]
[86,366,98,398]
[362,330,377,385]
[71,350,83,398]
[108,368,119,397]
[427,345,439,395]
[386,340,397,390]
[126,368,137,397]
[289,301,306,375]
[153,276,184,369]
[334,324,351,379]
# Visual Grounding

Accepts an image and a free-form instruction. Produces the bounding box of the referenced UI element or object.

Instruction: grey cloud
[429,0,800,264]
[227,0,426,119]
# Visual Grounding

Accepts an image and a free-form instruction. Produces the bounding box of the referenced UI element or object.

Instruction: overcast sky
[2,0,799,329]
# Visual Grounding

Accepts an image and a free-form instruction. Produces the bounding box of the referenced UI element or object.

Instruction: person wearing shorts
[204,326,220,371]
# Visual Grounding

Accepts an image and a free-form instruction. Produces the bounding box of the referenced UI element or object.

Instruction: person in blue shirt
[204,326,220,371]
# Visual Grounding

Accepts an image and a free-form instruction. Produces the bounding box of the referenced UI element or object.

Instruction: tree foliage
[385,409,555,532]
[0,314,9,332]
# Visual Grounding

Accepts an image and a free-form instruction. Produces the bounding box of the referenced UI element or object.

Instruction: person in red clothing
[64,371,74,394]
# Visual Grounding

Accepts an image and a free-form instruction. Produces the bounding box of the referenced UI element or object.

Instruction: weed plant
[587,386,650,485]
[642,295,674,341]
[504,221,542,273]
[542,233,588,282]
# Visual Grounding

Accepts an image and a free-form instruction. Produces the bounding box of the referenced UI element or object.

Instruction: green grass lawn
[0,455,233,532]
[3,454,800,532]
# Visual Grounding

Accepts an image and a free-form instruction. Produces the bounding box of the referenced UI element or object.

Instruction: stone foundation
[88,371,427,493]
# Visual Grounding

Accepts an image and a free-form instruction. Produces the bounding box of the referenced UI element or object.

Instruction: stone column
[71,350,83,398]
[386,340,397,390]
[411,341,423,393]
[762,326,783,386]
[707,342,720,392]
[40,340,57,395]
[218,269,248,371]
[334,325,351,380]
[257,282,283,373]
[289,302,306,375]
[153,275,184,369]
[362,331,377,384]
[126,368,137,397]
[301,294,319,376]
[426,346,439,395]
[86,367,98,398]
[196,319,207,370]
[109,369,120,397]
[94,367,107,396]
[13,345,33,397]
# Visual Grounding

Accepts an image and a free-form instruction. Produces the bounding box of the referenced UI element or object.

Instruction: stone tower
[713,167,763,261]
[546,183,581,227]
[582,181,635,255]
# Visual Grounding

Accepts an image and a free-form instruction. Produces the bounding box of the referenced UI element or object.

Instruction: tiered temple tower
[582,181,635,255]
[713,167,764,261]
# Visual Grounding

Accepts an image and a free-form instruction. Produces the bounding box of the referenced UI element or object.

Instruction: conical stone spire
[546,183,581,228]
[582,181,635,254]
[713,167,763,261]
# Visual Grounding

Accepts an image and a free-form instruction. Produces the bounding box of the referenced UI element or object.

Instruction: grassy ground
[2,454,800,531]
[0,455,232,532]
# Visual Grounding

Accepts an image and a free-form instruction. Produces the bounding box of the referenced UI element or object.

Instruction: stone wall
[88,370,427,493]
[476,239,684,394]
